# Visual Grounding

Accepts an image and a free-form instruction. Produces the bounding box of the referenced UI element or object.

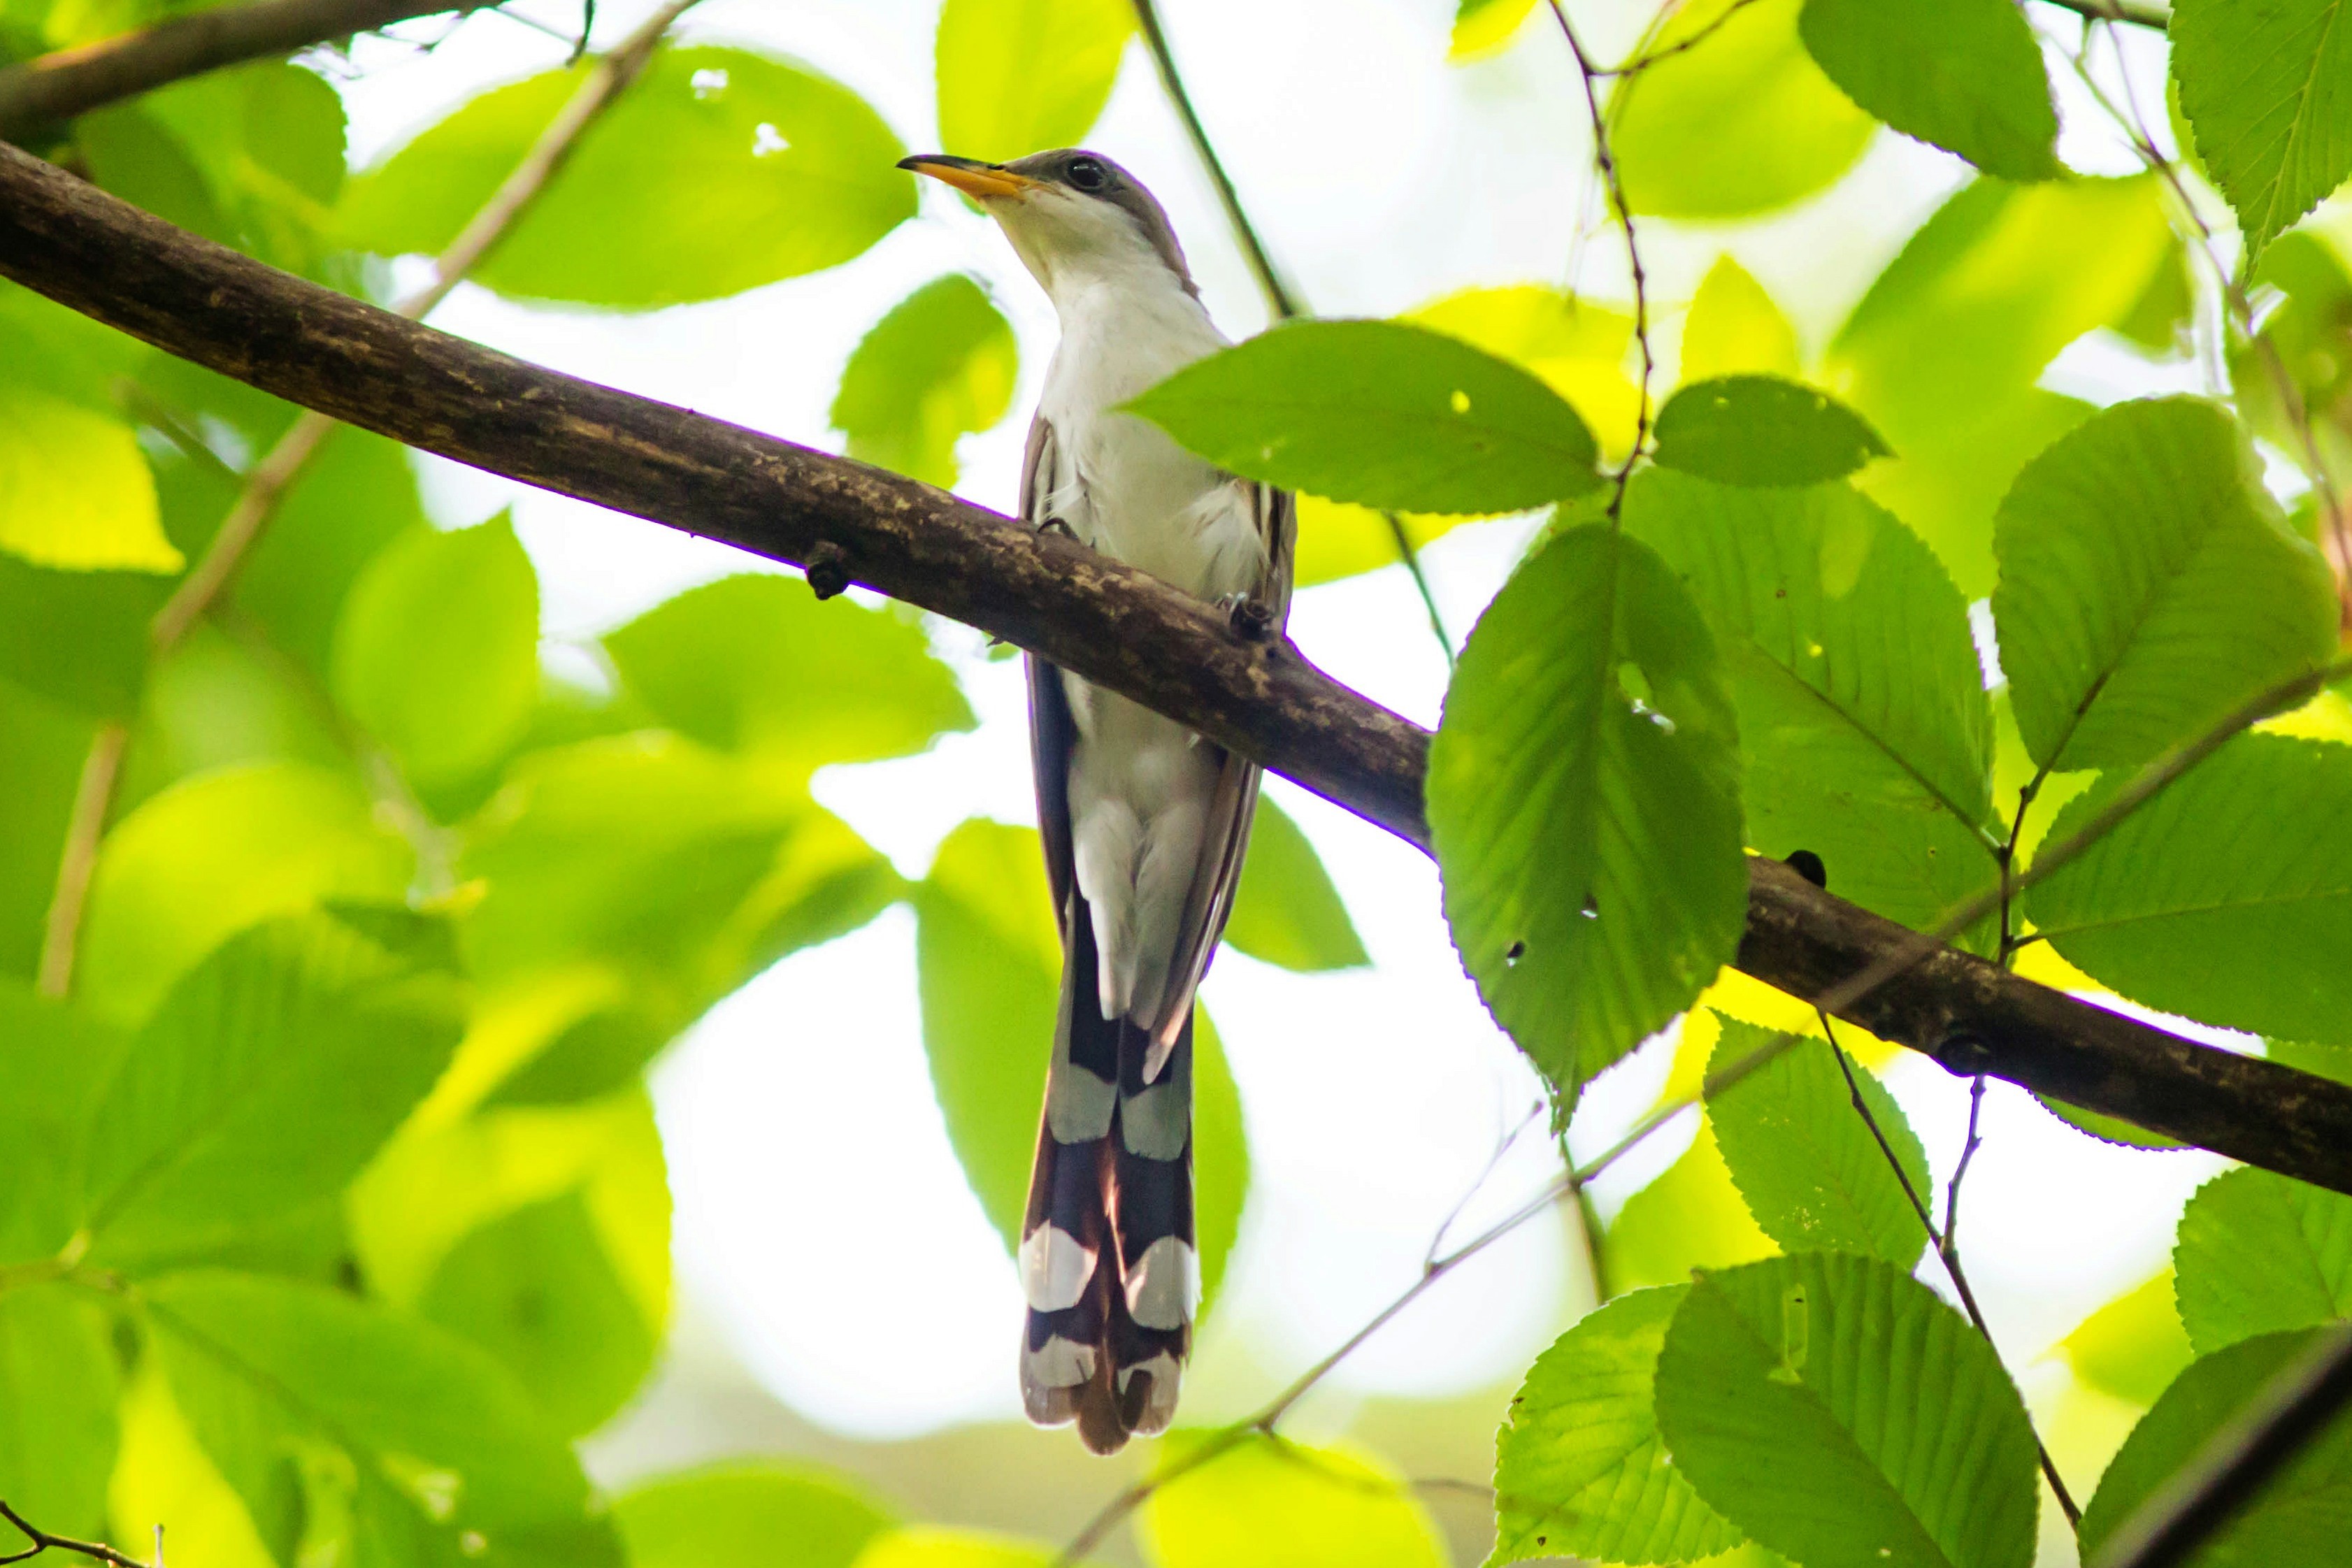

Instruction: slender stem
[0,1501,155,1568]
[1816,1014,2081,1524]
[1596,0,1765,76]
[36,0,702,1001]
[1998,765,2048,964]
[2039,0,2171,31]
[1549,0,1654,517]
[1943,1072,1988,1258]
[1126,0,1454,663]
[34,724,127,999]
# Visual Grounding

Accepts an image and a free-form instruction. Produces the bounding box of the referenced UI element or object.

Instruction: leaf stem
[0,1501,155,1568]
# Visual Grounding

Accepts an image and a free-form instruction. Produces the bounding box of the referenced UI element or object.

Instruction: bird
[898,148,1294,1453]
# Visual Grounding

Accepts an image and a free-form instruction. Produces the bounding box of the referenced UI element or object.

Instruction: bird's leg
[1036,517,1080,542]
[1217,591,1278,644]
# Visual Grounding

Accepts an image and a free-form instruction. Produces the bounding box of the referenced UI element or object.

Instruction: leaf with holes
[1429,526,1746,1099]
[1655,1252,2041,1568]
[1993,397,2337,773]
[2025,734,2352,1043]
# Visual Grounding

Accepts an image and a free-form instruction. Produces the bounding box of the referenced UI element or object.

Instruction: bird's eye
[1066,157,1107,192]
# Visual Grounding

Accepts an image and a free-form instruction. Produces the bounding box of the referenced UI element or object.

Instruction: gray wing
[1022,415,1079,927]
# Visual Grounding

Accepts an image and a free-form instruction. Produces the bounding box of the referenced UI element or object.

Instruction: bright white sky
[334,0,2242,1457]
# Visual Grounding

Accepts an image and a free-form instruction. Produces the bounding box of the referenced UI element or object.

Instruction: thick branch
[3,141,2349,1194]
[0,0,465,138]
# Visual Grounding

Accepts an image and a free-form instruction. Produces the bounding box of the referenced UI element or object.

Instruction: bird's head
[898,149,1198,303]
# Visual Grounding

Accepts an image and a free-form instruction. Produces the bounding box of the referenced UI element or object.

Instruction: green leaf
[1129,318,1601,515]
[1140,1434,1447,1568]
[332,515,540,796]
[459,735,899,1002]
[1993,398,2337,773]
[0,385,176,571]
[0,1283,121,1539]
[2173,1168,2352,1355]
[338,47,914,308]
[831,275,1019,489]
[485,1005,671,1107]
[2077,1328,2352,1567]
[1490,1286,1744,1567]
[2230,233,2352,455]
[1614,0,1877,220]
[1603,1119,1778,1293]
[854,1530,1056,1568]
[1681,257,1802,384]
[2025,735,2352,1042]
[108,1359,285,1568]
[1222,796,1367,972]
[145,1270,620,1568]
[0,554,164,718]
[934,0,1133,162]
[233,430,433,681]
[615,1463,894,1568]
[78,761,415,1024]
[0,682,97,982]
[1431,524,1748,1097]
[1449,0,1540,60]
[1408,285,1643,462]
[79,909,464,1269]
[1797,0,2060,181]
[912,819,1248,1311]
[605,575,974,774]
[1651,375,1889,488]
[1828,176,2175,595]
[2172,0,2352,263]
[1707,1019,1930,1267]
[2058,1271,2195,1407]
[1622,471,1999,944]
[1655,1252,2041,1568]
[416,1191,657,1437]
[0,983,129,1263]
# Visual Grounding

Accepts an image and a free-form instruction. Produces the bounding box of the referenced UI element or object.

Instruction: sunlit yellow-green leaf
[0,387,177,572]
[619,1462,896,1568]
[1605,1120,1778,1293]
[1680,257,1801,384]
[935,0,1133,163]
[832,275,1019,489]
[1140,1435,1447,1568]
[1408,285,1642,461]
[110,1362,279,1568]
[2056,1270,2193,1407]
[1449,0,1540,60]
[0,1283,119,1539]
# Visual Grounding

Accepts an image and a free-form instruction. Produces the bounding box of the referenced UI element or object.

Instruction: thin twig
[2040,0,2170,30]
[1549,0,1654,518]
[0,1501,154,1568]
[1815,1014,2081,1525]
[1595,0,1765,76]
[34,0,702,1000]
[1942,1072,1988,1260]
[1126,0,1454,663]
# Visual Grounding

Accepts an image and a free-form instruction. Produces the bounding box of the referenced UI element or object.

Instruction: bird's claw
[1219,593,1277,643]
[1037,517,1079,541]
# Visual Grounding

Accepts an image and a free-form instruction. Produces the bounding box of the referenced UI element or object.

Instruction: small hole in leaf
[1505,940,1526,965]
[1581,897,1598,919]
[690,68,729,98]
[752,122,789,157]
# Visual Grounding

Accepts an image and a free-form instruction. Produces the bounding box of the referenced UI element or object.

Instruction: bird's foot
[1219,592,1278,643]
[1036,517,1079,542]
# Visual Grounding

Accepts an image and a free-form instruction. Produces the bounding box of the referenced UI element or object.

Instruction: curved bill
[898,154,1042,200]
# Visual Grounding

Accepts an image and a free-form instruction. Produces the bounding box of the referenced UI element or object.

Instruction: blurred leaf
[1428,525,1746,1098]
[1222,796,1366,972]
[78,102,231,245]
[1705,1019,1930,1267]
[0,278,149,410]
[1798,0,2059,181]
[1490,1285,1744,1567]
[1291,496,1467,589]
[350,1088,670,1344]
[1140,1435,1447,1568]
[1651,376,1888,487]
[332,515,540,796]
[1622,470,1999,945]
[114,628,352,819]
[459,735,899,1002]
[852,1530,1056,1568]
[2230,233,2352,454]
[2058,1270,2194,1407]
[1614,0,1876,221]
[417,1190,657,1437]
[616,1463,895,1568]
[2077,1327,2352,1567]
[1680,258,1801,383]
[1655,1253,2041,1568]
[2174,1167,2352,1355]
[340,47,915,308]
[1131,319,1601,515]
[912,819,1248,1311]
[111,1360,281,1568]
[1829,175,2174,594]
[2035,1094,2188,1151]
[2172,0,2352,263]
[934,0,1133,163]
[832,275,1019,488]
[1993,398,2337,773]
[0,1283,120,1539]
[1449,0,1539,60]
[80,909,463,1269]
[0,982,128,1263]
[2117,238,2197,357]
[0,680,94,981]
[1408,285,1642,461]
[0,554,165,718]
[605,575,973,774]
[485,1005,670,1108]
[0,386,175,571]
[1604,1120,1777,1293]
[78,761,414,1025]
[2027,735,2352,1042]
[146,1271,621,1568]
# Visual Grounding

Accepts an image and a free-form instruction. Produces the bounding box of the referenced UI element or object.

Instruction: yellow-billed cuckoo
[899,148,1295,1453]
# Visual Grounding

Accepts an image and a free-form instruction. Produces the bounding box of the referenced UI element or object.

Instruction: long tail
[1019,888,1195,1455]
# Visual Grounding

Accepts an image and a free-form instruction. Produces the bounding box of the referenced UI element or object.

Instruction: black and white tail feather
[1016,417,1292,1454]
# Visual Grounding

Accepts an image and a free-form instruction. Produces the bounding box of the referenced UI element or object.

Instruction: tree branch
[3,140,2350,1193]
[0,0,468,138]
[2037,0,2170,30]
